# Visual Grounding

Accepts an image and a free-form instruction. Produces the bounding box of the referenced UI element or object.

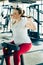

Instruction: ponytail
[21,10,25,17]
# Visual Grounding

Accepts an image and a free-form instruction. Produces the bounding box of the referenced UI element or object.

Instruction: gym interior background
[0,0,43,65]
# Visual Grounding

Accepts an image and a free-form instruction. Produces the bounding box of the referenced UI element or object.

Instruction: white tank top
[11,18,32,45]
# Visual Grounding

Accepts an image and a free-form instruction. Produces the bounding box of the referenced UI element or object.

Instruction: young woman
[3,7,36,65]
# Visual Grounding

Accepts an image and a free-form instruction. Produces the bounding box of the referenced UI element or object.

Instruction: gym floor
[0,40,43,65]
[23,40,43,65]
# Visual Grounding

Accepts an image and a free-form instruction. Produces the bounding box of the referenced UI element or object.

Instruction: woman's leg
[3,41,14,65]
[13,43,32,65]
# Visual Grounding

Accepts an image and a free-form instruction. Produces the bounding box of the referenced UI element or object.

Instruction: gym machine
[0,5,14,32]
[0,31,24,65]
[26,4,42,41]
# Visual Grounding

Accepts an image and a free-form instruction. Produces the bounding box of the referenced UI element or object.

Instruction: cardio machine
[0,32,24,65]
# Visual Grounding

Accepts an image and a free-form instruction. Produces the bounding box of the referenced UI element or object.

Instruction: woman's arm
[25,17,36,30]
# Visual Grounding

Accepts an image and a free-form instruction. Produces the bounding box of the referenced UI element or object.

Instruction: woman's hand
[25,18,36,30]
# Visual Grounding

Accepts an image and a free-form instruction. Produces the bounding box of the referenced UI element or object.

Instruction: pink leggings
[3,41,32,65]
